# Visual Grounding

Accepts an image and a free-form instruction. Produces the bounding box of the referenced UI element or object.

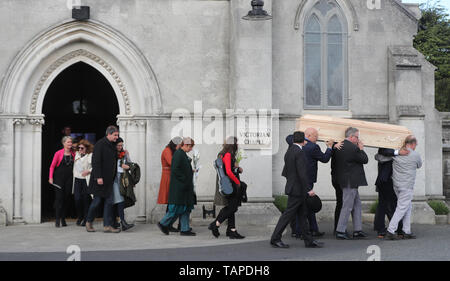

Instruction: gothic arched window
[304,0,348,109]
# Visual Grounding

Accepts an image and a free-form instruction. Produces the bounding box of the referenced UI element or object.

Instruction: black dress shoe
[80,220,86,227]
[168,226,180,232]
[55,221,60,228]
[353,231,368,239]
[61,219,67,227]
[305,240,324,248]
[157,222,169,235]
[180,230,196,236]
[402,233,416,239]
[208,222,220,238]
[336,231,352,240]
[121,221,135,231]
[385,231,400,240]
[76,218,82,226]
[270,240,289,248]
[227,230,245,239]
[311,231,325,237]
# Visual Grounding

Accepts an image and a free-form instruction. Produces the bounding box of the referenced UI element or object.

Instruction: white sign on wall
[237,127,272,150]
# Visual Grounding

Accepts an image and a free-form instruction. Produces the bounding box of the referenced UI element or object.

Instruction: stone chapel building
[0,0,444,225]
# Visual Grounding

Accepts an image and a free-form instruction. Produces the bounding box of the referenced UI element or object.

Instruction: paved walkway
[1,221,449,261]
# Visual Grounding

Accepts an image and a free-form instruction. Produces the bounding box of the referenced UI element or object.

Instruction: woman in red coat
[157,137,182,229]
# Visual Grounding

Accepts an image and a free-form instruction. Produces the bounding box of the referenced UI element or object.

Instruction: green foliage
[369,200,379,214]
[274,195,288,213]
[428,200,449,215]
[413,0,450,111]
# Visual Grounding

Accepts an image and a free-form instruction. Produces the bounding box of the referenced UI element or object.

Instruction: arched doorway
[0,20,163,224]
[41,62,119,221]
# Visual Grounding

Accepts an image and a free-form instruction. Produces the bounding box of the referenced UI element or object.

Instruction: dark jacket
[282,144,310,199]
[375,148,396,187]
[168,149,197,207]
[303,139,332,188]
[333,139,368,189]
[88,137,117,198]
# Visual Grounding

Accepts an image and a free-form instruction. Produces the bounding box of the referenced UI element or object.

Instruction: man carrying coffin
[270,131,323,249]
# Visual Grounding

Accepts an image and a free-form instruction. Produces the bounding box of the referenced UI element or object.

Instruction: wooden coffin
[295,115,412,149]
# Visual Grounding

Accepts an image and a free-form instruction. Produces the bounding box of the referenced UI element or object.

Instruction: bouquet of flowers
[235,148,247,165]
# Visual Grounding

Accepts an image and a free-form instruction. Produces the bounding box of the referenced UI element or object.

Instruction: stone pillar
[117,117,147,224]
[12,116,44,224]
[0,117,15,225]
[388,47,435,223]
[228,0,280,226]
[13,118,26,224]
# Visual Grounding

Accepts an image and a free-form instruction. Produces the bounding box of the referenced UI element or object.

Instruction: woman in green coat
[158,137,197,236]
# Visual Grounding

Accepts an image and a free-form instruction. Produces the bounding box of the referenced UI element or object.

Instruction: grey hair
[345,127,359,138]
[105,125,119,136]
[61,136,73,144]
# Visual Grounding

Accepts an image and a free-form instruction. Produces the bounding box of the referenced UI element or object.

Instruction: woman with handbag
[49,136,75,227]
[112,137,135,231]
[209,136,245,239]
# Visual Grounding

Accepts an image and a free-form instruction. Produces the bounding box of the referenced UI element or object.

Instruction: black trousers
[291,183,320,234]
[271,195,313,244]
[374,182,403,233]
[54,177,72,222]
[216,193,241,230]
[73,178,91,221]
[333,180,343,233]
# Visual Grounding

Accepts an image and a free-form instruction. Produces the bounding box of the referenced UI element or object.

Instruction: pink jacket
[49,149,75,179]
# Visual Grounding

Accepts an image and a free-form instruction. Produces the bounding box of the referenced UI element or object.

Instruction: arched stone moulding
[294,0,359,31]
[0,19,163,116]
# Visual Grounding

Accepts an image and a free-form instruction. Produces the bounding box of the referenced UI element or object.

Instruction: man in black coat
[85,125,120,233]
[270,131,323,249]
[373,147,408,238]
[294,128,335,237]
[334,127,368,240]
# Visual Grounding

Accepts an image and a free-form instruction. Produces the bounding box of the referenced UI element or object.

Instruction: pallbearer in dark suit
[334,127,369,240]
[373,147,408,238]
[297,128,336,237]
[270,131,323,249]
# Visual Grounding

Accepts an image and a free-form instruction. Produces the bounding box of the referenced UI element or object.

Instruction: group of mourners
[156,136,247,239]
[48,124,422,247]
[270,127,422,249]
[48,125,135,233]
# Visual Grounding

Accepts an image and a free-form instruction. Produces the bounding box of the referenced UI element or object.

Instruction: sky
[401,0,450,15]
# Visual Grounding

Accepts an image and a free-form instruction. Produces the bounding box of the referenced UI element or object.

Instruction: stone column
[0,117,15,225]
[29,116,44,223]
[12,118,26,224]
[388,47,435,223]
[228,0,280,226]
[12,116,44,224]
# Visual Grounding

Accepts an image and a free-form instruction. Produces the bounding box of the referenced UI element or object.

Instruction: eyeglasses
[78,147,85,150]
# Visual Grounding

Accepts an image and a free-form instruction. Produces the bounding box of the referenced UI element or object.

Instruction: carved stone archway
[0,19,162,223]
